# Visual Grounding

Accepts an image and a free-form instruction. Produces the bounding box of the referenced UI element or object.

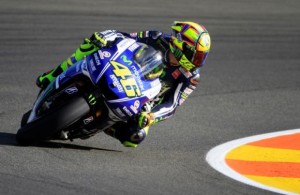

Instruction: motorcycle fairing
[56,38,162,121]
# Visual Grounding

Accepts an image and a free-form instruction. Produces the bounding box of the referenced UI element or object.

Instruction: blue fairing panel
[56,38,162,120]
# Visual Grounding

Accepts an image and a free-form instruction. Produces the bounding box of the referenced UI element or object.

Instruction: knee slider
[129,128,147,144]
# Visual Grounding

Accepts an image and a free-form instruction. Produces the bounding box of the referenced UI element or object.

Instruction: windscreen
[134,44,164,78]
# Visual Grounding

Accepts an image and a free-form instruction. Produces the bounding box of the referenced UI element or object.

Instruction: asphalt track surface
[0,0,299,194]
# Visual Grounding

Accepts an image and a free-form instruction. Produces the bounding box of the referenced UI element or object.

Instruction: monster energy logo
[88,94,97,105]
[174,48,183,59]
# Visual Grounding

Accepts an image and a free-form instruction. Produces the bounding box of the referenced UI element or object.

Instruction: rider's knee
[121,128,147,147]
[105,122,148,148]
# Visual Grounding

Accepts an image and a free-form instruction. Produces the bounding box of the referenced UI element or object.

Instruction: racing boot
[36,67,61,89]
[36,72,51,89]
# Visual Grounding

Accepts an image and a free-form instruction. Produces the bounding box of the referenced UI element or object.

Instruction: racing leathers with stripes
[129,31,200,122]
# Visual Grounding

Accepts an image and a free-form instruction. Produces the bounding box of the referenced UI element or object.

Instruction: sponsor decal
[111,61,141,97]
[131,65,145,90]
[123,106,133,117]
[98,51,111,59]
[88,94,97,105]
[128,43,140,52]
[130,100,140,114]
[110,74,124,93]
[121,55,133,65]
[189,84,196,90]
[100,30,116,36]
[83,116,94,125]
[128,43,139,52]
[181,92,188,100]
[89,59,96,72]
[114,107,126,118]
[172,69,181,79]
[65,86,78,94]
[179,89,189,105]
[134,100,140,108]
[93,53,101,66]
[130,32,137,37]
[81,60,88,72]
[184,87,193,95]
[179,67,192,78]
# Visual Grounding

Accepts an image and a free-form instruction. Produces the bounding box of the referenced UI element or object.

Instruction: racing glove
[89,30,122,48]
[137,112,155,129]
[136,31,162,40]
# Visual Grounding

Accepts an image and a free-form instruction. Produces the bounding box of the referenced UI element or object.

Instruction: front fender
[27,80,87,124]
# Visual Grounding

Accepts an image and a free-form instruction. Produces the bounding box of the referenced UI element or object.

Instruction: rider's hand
[89,30,120,48]
[137,112,155,129]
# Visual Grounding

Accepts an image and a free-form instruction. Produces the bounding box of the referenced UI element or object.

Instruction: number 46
[110,61,141,97]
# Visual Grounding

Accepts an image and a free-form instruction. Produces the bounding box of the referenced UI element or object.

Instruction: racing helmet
[170,21,211,70]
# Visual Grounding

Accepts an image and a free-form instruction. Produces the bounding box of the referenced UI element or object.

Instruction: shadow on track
[0,132,122,152]
[34,141,122,152]
[0,132,17,146]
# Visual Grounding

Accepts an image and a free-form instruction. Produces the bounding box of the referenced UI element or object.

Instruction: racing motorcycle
[16,37,163,145]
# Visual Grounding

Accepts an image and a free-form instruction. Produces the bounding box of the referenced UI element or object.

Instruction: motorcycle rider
[36,21,211,147]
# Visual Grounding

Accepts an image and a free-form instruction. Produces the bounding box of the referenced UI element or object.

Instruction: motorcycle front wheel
[16,97,90,146]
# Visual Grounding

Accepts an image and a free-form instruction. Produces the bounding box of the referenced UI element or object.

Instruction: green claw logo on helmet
[170,21,211,70]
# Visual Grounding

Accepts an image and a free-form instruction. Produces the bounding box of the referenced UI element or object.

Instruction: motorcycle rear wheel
[16,97,90,146]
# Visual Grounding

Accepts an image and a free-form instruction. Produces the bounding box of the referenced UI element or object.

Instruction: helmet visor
[192,51,208,67]
[183,43,208,67]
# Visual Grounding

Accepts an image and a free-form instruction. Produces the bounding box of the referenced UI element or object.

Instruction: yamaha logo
[65,87,78,94]
[83,116,94,125]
